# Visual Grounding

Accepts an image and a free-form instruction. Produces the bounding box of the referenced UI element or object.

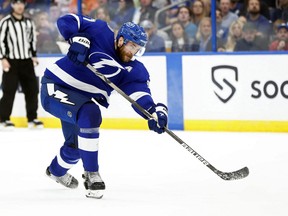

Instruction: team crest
[90,52,125,78]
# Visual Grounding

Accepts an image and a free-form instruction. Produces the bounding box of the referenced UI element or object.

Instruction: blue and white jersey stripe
[42,13,156,117]
[47,63,110,102]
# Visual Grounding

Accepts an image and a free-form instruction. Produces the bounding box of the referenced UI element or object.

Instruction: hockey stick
[84,62,249,181]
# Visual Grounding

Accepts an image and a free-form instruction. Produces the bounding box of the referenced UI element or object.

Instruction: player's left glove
[148,103,168,134]
[67,33,91,65]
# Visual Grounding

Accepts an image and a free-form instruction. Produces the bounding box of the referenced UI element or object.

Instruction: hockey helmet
[116,22,147,56]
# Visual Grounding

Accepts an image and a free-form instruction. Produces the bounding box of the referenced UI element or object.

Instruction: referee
[0,0,43,129]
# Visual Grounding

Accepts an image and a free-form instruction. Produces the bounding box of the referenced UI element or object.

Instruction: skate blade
[86,190,104,199]
[28,125,44,129]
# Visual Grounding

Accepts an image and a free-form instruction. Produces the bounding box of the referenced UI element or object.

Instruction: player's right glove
[67,33,91,65]
[148,103,168,134]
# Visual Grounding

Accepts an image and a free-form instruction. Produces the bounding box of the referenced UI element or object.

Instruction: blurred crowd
[1,0,288,53]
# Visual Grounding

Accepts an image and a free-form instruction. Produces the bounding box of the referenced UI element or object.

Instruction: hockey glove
[148,103,168,134]
[67,33,91,65]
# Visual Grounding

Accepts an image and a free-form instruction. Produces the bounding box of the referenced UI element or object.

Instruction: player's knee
[77,102,102,128]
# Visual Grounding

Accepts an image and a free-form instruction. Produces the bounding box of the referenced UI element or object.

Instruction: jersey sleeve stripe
[129,91,150,101]
[68,13,81,30]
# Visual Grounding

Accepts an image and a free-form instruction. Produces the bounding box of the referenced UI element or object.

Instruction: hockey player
[41,13,168,199]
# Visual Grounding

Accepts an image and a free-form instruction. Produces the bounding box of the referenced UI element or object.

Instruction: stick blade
[216,166,249,181]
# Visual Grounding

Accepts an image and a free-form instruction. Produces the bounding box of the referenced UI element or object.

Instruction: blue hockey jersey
[42,13,156,118]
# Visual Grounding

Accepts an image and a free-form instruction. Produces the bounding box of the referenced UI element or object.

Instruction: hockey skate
[0,120,15,130]
[46,167,78,189]
[82,171,105,199]
[28,119,44,129]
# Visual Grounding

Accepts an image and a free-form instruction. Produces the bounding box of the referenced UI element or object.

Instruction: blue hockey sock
[77,102,102,172]
[49,145,80,176]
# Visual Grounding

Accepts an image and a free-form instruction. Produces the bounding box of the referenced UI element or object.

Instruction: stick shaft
[86,62,212,165]
[85,62,248,180]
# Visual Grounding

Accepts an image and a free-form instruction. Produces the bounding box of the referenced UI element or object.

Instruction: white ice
[0,128,288,216]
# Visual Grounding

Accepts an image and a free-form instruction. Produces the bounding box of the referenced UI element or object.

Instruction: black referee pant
[0,59,39,122]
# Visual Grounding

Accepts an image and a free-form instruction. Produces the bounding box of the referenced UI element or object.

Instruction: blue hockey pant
[41,81,102,177]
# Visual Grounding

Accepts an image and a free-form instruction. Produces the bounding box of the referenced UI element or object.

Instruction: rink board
[1,53,288,132]
[182,54,288,132]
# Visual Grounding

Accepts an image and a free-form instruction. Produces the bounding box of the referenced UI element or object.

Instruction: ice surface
[0,128,288,216]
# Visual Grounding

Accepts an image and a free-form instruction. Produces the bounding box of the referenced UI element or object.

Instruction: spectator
[34,11,61,53]
[94,6,118,30]
[259,0,271,20]
[69,0,98,15]
[224,19,244,51]
[269,23,288,50]
[192,17,225,51]
[153,0,171,8]
[162,0,190,23]
[90,0,117,18]
[112,0,135,27]
[170,21,192,52]
[49,3,62,23]
[201,0,211,16]
[230,0,244,16]
[245,0,272,40]
[0,0,43,129]
[238,15,247,25]
[216,7,228,41]
[272,0,288,23]
[262,0,277,21]
[219,0,238,37]
[98,0,110,8]
[191,0,207,26]
[21,0,52,14]
[140,20,166,52]
[48,3,63,41]
[55,0,70,15]
[239,0,271,20]
[132,0,159,24]
[158,0,179,27]
[271,18,285,37]
[0,0,12,19]
[81,2,91,16]
[234,22,268,51]
[176,6,197,39]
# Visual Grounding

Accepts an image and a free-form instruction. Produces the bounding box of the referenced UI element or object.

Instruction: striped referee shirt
[0,13,37,60]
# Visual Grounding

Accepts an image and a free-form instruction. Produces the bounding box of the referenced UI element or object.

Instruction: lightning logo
[47,83,75,105]
[92,58,124,69]
[53,90,75,105]
[90,52,128,78]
